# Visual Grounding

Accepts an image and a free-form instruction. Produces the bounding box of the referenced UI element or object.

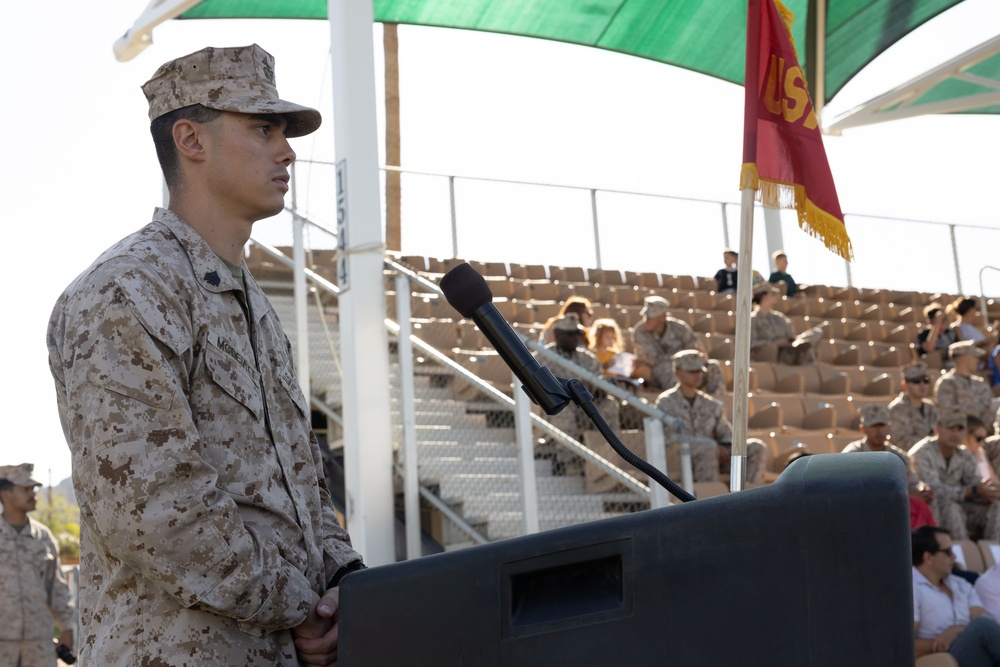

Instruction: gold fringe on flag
[774,0,800,63]
[740,163,854,261]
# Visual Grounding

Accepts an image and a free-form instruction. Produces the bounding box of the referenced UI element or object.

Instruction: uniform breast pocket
[203,340,263,419]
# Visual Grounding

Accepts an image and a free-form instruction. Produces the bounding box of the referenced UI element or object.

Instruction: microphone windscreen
[439,263,493,317]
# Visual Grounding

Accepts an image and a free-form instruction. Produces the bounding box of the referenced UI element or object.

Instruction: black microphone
[439,263,572,415]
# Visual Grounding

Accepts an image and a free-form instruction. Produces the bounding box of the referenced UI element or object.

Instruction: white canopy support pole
[763,205,783,271]
[329,0,396,565]
[291,165,310,401]
[514,381,540,535]
[395,276,421,560]
[591,189,602,269]
[113,0,205,62]
[730,188,756,492]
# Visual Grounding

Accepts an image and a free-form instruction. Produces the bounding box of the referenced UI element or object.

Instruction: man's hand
[57,628,74,651]
[716,444,732,471]
[293,588,341,666]
[979,480,1000,502]
[932,625,964,652]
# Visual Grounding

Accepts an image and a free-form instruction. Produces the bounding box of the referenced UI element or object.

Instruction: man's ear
[173,119,206,163]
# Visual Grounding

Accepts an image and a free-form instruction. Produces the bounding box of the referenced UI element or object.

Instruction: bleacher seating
[255,248,996,550]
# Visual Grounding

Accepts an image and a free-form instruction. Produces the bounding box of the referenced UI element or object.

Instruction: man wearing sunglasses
[889,362,939,451]
[912,526,1000,663]
[911,407,1000,542]
[936,340,995,434]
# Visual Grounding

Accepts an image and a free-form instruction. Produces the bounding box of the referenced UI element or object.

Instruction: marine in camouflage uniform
[539,314,621,473]
[46,46,361,667]
[750,282,815,365]
[888,362,938,452]
[935,340,995,431]
[632,296,724,396]
[842,404,927,495]
[0,464,74,667]
[655,351,765,485]
[910,407,1000,541]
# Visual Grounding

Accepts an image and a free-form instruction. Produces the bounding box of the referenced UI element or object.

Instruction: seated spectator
[844,404,936,529]
[910,407,1000,541]
[749,282,818,365]
[713,248,763,295]
[714,248,738,293]
[965,416,997,487]
[631,295,723,396]
[988,343,1000,397]
[540,296,594,346]
[655,350,765,485]
[768,250,802,298]
[589,318,624,371]
[889,362,939,452]
[919,302,960,366]
[539,313,620,475]
[951,297,996,345]
[974,560,1000,625]
[935,340,995,432]
[912,526,1000,663]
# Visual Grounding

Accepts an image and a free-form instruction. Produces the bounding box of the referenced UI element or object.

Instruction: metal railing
[250,214,700,553]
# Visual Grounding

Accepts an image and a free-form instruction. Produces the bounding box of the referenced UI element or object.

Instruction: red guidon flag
[740,0,853,260]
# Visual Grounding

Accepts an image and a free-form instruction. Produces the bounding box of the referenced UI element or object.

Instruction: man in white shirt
[913,526,1000,664]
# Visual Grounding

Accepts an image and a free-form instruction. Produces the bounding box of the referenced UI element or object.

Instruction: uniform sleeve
[632,327,664,367]
[714,406,733,444]
[749,314,767,349]
[52,264,314,633]
[935,377,958,410]
[911,447,966,503]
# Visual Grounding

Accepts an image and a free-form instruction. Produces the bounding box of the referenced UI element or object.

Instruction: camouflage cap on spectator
[753,281,781,296]
[640,295,670,319]
[0,463,42,488]
[141,44,322,138]
[858,404,891,427]
[551,313,587,334]
[902,362,930,382]
[949,339,986,359]
[937,406,968,429]
[672,349,708,372]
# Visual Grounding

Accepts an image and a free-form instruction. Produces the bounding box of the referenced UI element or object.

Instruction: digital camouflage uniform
[842,439,919,487]
[655,386,765,484]
[632,320,723,396]
[541,343,621,468]
[0,515,74,667]
[910,436,1000,541]
[935,371,995,431]
[750,309,814,365]
[888,392,938,452]
[47,208,362,667]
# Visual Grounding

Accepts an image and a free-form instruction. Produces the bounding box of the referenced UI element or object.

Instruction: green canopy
[178,0,965,109]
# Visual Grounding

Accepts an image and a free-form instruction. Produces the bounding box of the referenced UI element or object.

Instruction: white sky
[2,1,998,485]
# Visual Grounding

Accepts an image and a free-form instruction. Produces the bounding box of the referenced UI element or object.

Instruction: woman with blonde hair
[589,318,624,370]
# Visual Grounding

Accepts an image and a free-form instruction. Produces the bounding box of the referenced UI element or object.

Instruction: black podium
[339,453,914,665]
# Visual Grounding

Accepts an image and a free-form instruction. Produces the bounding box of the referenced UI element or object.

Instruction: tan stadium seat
[916,654,958,667]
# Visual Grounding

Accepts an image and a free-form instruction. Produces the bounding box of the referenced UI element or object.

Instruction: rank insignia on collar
[204,271,221,287]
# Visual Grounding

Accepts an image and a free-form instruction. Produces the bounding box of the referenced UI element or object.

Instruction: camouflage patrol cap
[641,295,670,319]
[552,313,587,334]
[141,44,321,138]
[0,463,41,488]
[937,406,968,429]
[858,403,891,427]
[901,361,929,381]
[949,339,986,359]
[672,349,708,372]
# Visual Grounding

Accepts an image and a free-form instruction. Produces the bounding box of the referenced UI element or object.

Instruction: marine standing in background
[0,463,74,667]
[47,45,363,667]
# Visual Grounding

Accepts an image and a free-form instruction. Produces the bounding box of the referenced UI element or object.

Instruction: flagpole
[732,0,762,493]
